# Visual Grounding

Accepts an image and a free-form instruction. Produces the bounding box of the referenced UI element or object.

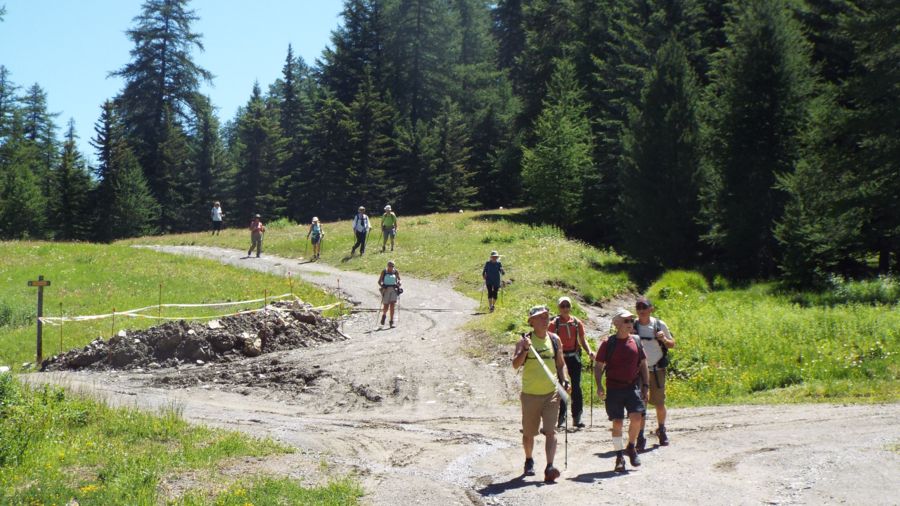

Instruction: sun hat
[312,217,319,223]
[489,250,500,258]
[611,308,635,323]
[527,305,549,320]
[358,206,365,211]
[254,214,261,218]
[557,296,572,306]
[384,205,392,211]
[387,260,395,266]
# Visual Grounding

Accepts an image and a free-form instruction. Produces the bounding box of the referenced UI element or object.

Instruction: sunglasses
[559,303,571,308]
[636,304,649,310]
[622,318,634,324]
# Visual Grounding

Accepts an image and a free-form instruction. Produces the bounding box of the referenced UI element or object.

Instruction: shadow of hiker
[568,469,628,483]
[476,475,545,497]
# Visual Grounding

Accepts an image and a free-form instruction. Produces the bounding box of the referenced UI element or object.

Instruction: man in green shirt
[381,204,398,253]
[512,305,571,483]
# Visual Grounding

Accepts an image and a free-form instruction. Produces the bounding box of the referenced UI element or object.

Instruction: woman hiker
[482,251,505,312]
[248,214,266,258]
[378,260,402,327]
[306,217,324,260]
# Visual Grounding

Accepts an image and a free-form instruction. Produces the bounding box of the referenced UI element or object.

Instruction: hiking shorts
[212,220,222,231]
[486,284,499,299]
[604,384,645,421]
[311,235,321,245]
[649,368,666,406]
[382,226,396,238]
[521,391,559,437]
[381,286,398,305]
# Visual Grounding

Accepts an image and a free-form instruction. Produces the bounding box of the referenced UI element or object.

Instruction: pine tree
[699,0,816,278]
[0,110,47,239]
[20,83,59,197]
[113,0,212,220]
[618,40,702,267]
[319,0,386,104]
[192,95,228,228]
[348,69,400,209]
[48,119,94,240]
[156,108,196,231]
[423,99,474,211]
[0,66,18,140]
[279,46,314,221]
[492,0,526,73]
[521,59,593,227]
[91,101,159,241]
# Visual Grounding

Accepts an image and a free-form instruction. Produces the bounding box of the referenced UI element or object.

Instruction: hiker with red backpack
[633,296,675,449]
[512,305,571,483]
[551,296,594,429]
[594,308,650,472]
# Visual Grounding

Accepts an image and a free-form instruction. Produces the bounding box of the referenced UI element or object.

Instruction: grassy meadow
[0,242,338,370]
[0,373,361,505]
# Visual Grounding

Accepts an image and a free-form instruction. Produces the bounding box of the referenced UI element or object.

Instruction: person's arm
[658,320,676,349]
[395,271,401,286]
[393,214,398,231]
[512,334,531,369]
[577,320,594,361]
[306,225,311,238]
[639,358,650,402]
[594,346,607,400]
[553,336,571,389]
[378,270,385,288]
[482,263,487,281]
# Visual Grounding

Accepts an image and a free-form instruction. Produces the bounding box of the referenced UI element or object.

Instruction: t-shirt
[597,335,645,390]
[311,223,322,237]
[482,261,503,286]
[521,333,558,395]
[381,212,397,228]
[634,317,672,368]
[249,220,264,233]
[549,315,584,352]
[382,270,399,286]
[211,206,223,221]
[352,214,370,233]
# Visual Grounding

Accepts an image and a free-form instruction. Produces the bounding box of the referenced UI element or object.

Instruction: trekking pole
[590,361,594,428]
[565,404,568,470]
[528,343,571,405]
[304,237,309,258]
[479,282,484,308]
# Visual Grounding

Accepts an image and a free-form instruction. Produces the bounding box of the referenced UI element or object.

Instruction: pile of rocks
[41,302,346,371]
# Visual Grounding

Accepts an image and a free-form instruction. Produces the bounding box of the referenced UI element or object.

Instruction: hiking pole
[529,344,570,406]
[304,237,309,258]
[479,283,484,309]
[565,402,568,470]
[590,361,594,428]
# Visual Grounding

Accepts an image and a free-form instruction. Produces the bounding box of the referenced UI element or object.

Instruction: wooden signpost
[27,275,51,364]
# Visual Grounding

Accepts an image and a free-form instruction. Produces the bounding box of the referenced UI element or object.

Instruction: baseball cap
[527,305,549,320]
[558,296,572,306]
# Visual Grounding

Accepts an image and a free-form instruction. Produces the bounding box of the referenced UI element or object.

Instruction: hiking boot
[658,426,669,446]
[523,458,535,476]
[574,418,585,429]
[380,314,386,326]
[389,320,394,328]
[544,464,560,483]
[625,443,641,467]
[614,453,626,473]
[489,305,495,313]
[636,434,647,452]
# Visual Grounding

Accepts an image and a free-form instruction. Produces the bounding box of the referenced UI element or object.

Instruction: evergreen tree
[618,40,702,267]
[192,95,228,228]
[306,91,356,219]
[232,83,287,222]
[699,0,816,278]
[156,108,196,231]
[279,46,314,221]
[20,83,59,196]
[319,0,386,104]
[0,110,47,238]
[348,69,400,208]
[48,119,94,240]
[492,0,526,73]
[423,99,474,211]
[113,0,212,219]
[521,59,593,227]
[0,66,18,140]
[90,101,159,241]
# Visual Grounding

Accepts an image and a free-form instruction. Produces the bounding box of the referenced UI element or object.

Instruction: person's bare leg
[523,435,534,459]
[545,431,557,465]
[627,412,642,444]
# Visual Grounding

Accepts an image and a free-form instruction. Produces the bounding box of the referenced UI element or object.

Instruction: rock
[177,334,214,361]
[243,336,262,357]
[109,341,148,368]
[117,330,127,338]
[156,331,183,353]
[68,347,106,368]
[196,360,205,365]
[0,366,9,373]
[21,362,32,370]
[207,319,222,330]
[187,329,196,336]
[208,331,235,352]
[148,362,160,369]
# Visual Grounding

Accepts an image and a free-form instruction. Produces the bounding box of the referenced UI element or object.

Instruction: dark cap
[635,296,653,308]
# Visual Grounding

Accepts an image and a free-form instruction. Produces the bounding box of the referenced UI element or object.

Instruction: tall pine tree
[48,119,94,240]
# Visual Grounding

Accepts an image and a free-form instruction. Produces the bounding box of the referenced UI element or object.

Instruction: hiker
[210,201,224,235]
[306,217,324,260]
[551,296,594,429]
[248,214,265,258]
[634,296,675,450]
[594,308,649,472]
[350,206,371,256]
[381,205,398,253]
[377,260,401,327]
[512,305,570,483]
[482,251,505,312]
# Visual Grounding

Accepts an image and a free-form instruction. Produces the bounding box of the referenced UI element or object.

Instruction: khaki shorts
[521,391,559,437]
[649,368,666,406]
[381,287,399,305]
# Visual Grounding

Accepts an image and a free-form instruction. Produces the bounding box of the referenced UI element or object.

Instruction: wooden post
[158,283,163,319]
[27,275,51,364]
[264,289,268,310]
[59,302,63,355]
[289,272,294,300]
[111,308,116,338]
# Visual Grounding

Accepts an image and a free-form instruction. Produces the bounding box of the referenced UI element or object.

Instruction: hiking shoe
[544,465,560,483]
[614,453,626,473]
[625,443,641,467]
[658,426,669,446]
[523,458,535,476]
[636,435,647,452]
[389,320,394,328]
[574,418,585,429]
[380,314,386,326]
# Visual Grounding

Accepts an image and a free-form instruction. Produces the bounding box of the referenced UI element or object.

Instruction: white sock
[612,436,624,451]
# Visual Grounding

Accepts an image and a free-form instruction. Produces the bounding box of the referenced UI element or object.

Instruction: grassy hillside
[0,242,337,369]
[0,373,360,505]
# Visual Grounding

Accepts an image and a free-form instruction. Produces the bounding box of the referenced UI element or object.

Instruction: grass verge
[0,373,361,505]
[0,241,338,370]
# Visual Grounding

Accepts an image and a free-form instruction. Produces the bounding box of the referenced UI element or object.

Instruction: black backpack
[523,332,560,362]
[634,317,669,369]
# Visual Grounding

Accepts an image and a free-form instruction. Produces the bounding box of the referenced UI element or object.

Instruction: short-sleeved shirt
[381,212,397,228]
[521,333,558,395]
[211,207,223,221]
[597,335,645,389]
[549,315,584,352]
[483,261,503,286]
[634,317,672,368]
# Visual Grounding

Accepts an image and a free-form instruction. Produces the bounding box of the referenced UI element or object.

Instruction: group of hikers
[514,296,675,482]
[215,201,676,481]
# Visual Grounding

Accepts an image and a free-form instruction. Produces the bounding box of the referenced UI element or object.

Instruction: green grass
[0,242,338,370]
[123,209,634,342]
[643,270,900,405]
[0,373,361,505]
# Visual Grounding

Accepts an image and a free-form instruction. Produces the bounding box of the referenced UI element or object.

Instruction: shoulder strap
[605,335,616,362]
[550,333,560,359]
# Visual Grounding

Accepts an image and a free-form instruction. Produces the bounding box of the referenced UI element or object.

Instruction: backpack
[552,315,581,352]
[603,334,644,385]
[524,332,560,363]
[634,317,669,369]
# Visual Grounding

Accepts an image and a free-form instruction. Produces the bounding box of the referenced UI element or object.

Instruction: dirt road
[32,246,900,505]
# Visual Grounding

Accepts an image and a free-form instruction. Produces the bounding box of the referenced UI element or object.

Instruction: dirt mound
[41,302,347,372]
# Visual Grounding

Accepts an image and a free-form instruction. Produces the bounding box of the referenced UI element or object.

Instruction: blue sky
[0,0,344,162]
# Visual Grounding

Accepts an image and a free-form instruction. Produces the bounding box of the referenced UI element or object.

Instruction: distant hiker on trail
[377,260,401,327]
[248,214,265,258]
[381,205,398,253]
[595,308,649,472]
[482,251,505,312]
[350,206,371,256]
[306,217,324,260]
[551,296,594,430]
[210,201,224,235]
[512,305,570,483]
[634,296,675,450]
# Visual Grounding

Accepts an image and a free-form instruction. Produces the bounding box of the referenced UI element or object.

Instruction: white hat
[611,308,635,323]
[312,217,319,223]
[384,205,392,211]
[489,250,500,258]
[558,296,572,306]
[527,305,549,320]
[358,206,365,211]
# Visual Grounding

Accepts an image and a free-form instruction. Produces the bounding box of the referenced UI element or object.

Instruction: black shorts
[212,221,222,231]
[604,384,646,421]
[486,284,499,299]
